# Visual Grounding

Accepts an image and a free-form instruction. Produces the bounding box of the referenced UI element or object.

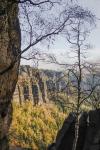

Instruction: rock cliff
[13,65,67,105]
[48,109,100,150]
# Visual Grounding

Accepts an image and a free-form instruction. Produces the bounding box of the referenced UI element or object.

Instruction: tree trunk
[0,1,21,150]
[17,84,22,106]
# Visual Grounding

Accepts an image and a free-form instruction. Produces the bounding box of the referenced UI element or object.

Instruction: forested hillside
[9,102,66,150]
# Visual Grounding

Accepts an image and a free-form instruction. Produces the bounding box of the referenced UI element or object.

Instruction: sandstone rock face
[13,65,67,105]
[47,109,100,150]
[13,66,49,105]
[0,1,21,149]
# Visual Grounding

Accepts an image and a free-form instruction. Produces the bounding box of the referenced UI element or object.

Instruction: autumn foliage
[9,102,66,150]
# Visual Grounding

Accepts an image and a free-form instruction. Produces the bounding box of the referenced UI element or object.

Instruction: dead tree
[62,14,96,150]
[43,7,96,150]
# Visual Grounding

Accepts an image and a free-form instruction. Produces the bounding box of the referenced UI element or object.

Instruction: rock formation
[47,109,100,150]
[0,1,21,149]
[13,65,67,105]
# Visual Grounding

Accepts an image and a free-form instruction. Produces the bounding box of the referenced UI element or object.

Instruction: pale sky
[21,0,100,69]
[79,0,100,62]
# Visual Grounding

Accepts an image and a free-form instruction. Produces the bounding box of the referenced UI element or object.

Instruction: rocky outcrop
[13,65,67,105]
[48,109,100,150]
[0,1,21,150]
[13,66,48,105]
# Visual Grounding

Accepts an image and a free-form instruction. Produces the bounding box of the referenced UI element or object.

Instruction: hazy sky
[48,0,100,61]
[79,0,100,61]
[21,0,100,69]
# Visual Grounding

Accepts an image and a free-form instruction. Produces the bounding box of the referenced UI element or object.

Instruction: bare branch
[13,0,58,6]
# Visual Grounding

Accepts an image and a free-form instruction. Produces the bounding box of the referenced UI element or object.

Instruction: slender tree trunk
[17,84,22,106]
[0,1,21,150]
[72,22,81,150]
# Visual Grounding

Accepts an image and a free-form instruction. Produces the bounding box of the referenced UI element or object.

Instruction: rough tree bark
[0,1,21,150]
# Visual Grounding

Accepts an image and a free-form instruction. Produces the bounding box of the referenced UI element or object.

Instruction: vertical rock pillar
[0,1,21,149]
